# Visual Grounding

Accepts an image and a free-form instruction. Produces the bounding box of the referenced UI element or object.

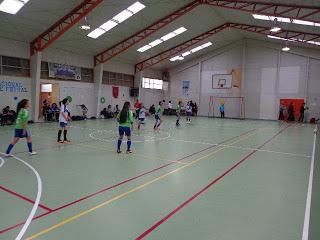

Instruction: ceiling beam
[134,23,229,72]
[204,0,320,24]
[135,22,320,72]
[94,0,202,66]
[30,0,103,55]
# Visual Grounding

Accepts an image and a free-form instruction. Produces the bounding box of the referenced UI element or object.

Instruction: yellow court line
[26,128,264,240]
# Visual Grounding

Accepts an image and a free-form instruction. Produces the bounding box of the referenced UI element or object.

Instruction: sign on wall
[182,80,190,98]
[48,63,81,81]
[0,80,28,92]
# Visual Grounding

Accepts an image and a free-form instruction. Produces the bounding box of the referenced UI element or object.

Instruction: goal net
[208,96,245,119]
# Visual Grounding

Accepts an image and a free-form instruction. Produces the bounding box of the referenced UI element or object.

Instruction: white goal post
[208,96,245,119]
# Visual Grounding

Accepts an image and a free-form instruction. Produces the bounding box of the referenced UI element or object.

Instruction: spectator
[1,106,15,125]
[278,103,285,120]
[298,102,308,122]
[134,99,142,119]
[193,102,198,116]
[287,102,295,122]
[79,104,88,119]
[113,104,120,115]
[51,103,60,121]
[100,108,108,119]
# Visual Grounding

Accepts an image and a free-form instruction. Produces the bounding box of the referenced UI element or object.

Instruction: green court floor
[0,117,317,240]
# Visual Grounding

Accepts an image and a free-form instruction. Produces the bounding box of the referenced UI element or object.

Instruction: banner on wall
[182,80,190,98]
[48,63,81,80]
[0,80,28,92]
[112,86,119,99]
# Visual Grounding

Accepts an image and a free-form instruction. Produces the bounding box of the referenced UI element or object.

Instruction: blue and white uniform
[59,104,69,128]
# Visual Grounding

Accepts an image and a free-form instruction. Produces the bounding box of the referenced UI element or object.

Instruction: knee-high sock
[63,130,67,141]
[117,139,122,150]
[6,144,14,154]
[27,142,32,153]
[58,130,62,141]
[127,140,131,151]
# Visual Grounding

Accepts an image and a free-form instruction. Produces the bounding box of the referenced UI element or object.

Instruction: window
[142,77,163,90]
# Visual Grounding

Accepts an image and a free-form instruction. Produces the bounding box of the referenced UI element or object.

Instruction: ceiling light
[170,42,213,62]
[80,17,91,30]
[173,27,187,35]
[113,10,133,23]
[87,28,105,39]
[161,32,176,41]
[282,46,290,51]
[270,26,281,32]
[137,45,152,52]
[191,46,203,53]
[182,51,191,57]
[149,39,163,47]
[100,20,118,31]
[253,14,320,27]
[127,1,145,14]
[0,0,29,15]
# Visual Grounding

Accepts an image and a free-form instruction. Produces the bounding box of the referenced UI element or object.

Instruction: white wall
[100,84,133,110]
[169,39,320,120]
[0,76,31,110]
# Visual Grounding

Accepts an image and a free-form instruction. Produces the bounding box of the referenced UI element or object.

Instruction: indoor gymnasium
[0,0,320,239]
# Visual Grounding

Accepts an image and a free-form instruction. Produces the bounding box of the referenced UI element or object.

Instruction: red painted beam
[94,0,202,65]
[135,22,320,72]
[30,0,103,55]
[134,23,229,72]
[204,0,320,24]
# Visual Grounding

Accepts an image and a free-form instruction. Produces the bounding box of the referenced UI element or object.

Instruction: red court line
[0,128,256,235]
[135,125,290,239]
[0,185,53,212]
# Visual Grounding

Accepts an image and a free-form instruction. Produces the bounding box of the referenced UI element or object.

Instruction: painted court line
[302,126,318,240]
[168,137,310,158]
[25,128,262,239]
[135,125,290,239]
[0,128,257,235]
[0,185,52,212]
[0,129,258,234]
[0,157,4,168]
[0,153,43,240]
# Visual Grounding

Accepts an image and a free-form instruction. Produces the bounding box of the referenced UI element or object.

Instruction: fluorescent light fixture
[282,46,290,51]
[100,20,118,31]
[137,26,187,52]
[161,32,176,41]
[137,45,152,52]
[87,1,145,39]
[173,27,187,35]
[149,39,163,47]
[267,35,320,46]
[170,42,213,62]
[190,46,203,53]
[253,14,320,27]
[0,0,29,15]
[80,25,91,30]
[127,1,145,14]
[87,28,105,39]
[182,51,191,57]
[113,10,133,23]
[270,26,281,32]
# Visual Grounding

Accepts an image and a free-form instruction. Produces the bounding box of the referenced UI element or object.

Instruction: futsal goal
[208,96,245,119]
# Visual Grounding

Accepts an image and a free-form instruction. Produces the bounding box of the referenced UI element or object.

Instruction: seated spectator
[100,108,108,119]
[51,103,60,121]
[1,106,15,125]
[113,104,120,115]
[149,104,155,115]
[101,105,114,119]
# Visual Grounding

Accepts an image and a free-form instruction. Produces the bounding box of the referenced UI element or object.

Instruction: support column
[30,51,42,121]
[135,71,143,101]
[93,63,103,117]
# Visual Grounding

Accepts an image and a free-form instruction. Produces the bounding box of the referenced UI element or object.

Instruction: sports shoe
[5,154,13,158]
[126,150,133,154]
[117,149,121,154]
[29,151,38,156]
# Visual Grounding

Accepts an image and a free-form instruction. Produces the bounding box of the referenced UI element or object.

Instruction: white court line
[0,152,43,240]
[167,160,189,165]
[167,138,311,158]
[302,126,318,240]
[0,157,4,168]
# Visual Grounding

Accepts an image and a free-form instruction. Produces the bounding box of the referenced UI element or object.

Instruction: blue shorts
[186,112,192,117]
[119,126,131,136]
[14,129,29,138]
[138,118,145,124]
[59,122,68,128]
